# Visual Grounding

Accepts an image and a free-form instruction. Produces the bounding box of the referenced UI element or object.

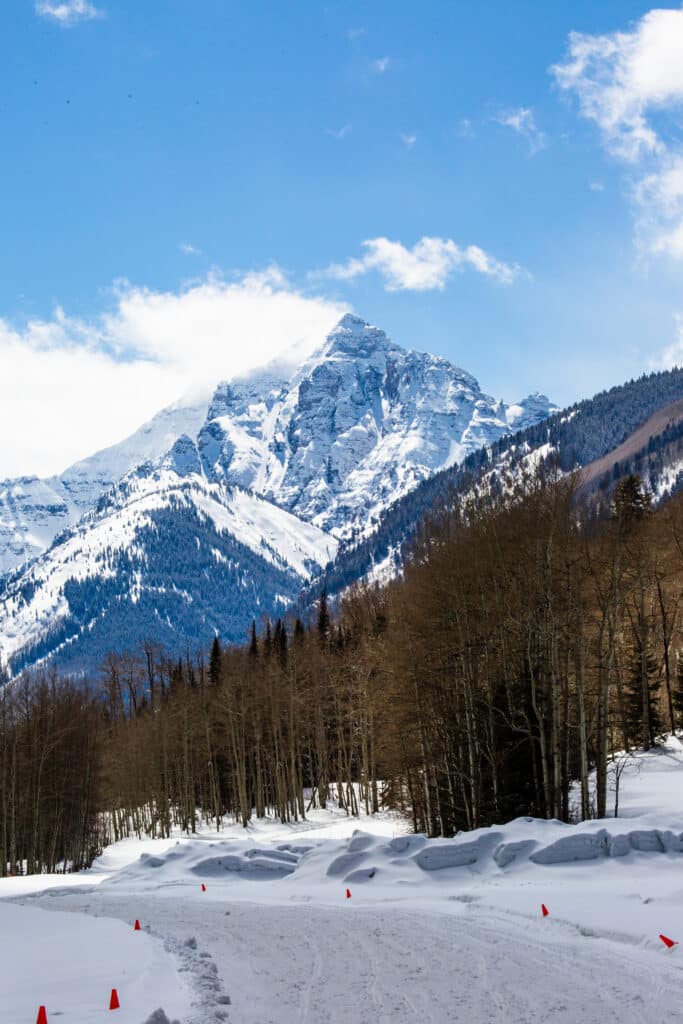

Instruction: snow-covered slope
[0,315,554,574]
[0,314,556,673]
[196,314,556,539]
[0,393,210,575]
[0,459,337,674]
[3,737,683,1024]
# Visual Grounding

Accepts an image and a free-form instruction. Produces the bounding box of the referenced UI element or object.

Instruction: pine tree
[209,635,222,686]
[613,474,652,528]
[249,620,258,657]
[317,589,330,642]
[275,619,288,665]
[624,643,661,748]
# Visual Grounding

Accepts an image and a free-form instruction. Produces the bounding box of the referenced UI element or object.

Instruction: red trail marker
[134,919,141,931]
[659,934,678,949]
[541,904,549,917]
[201,883,206,892]
[345,888,352,899]
[109,988,120,1010]
[36,1008,48,1024]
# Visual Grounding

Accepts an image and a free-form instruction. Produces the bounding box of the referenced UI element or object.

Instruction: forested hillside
[310,366,683,602]
[3,469,683,876]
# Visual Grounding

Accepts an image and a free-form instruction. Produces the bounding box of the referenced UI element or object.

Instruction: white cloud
[652,314,683,368]
[179,242,202,256]
[589,181,605,192]
[373,57,391,74]
[36,0,103,25]
[552,6,683,258]
[326,124,352,140]
[0,271,346,479]
[496,107,546,154]
[400,133,417,148]
[322,237,521,291]
[458,118,475,138]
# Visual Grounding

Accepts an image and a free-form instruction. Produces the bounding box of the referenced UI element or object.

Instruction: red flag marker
[541,904,549,917]
[201,883,206,893]
[36,1008,48,1024]
[109,988,120,1011]
[345,888,352,899]
[134,919,141,931]
[660,934,678,949]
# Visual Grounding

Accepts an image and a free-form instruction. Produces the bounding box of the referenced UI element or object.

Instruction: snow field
[0,901,192,1023]
[1,738,682,1023]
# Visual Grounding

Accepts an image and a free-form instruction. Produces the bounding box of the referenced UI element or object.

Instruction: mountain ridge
[0,313,556,675]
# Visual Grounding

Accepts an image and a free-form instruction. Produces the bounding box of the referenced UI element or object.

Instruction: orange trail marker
[660,934,678,949]
[345,888,352,899]
[201,883,206,892]
[36,1008,48,1024]
[134,919,141,931]
[109,988,120,1010]
[541,904,549,917]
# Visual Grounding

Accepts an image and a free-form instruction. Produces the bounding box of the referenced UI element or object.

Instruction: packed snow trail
[3,741,683,1023]
[22,890,683,1024]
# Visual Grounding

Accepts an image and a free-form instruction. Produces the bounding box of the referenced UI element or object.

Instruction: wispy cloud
[589,181,605,192]
[652,314,683,368]
[400,133,417,149]
[551,5,683,259]
[458,118,475,138]
[35,0,103,25]
[496,107,546,154]
[179,242,202,256]
[326,124,352,140]
[372,57,391,74]
[320,237,521,291]
[347,27,366,41]
[0,271,347,478]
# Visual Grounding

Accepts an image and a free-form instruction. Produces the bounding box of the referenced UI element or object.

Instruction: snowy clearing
[2,738,683,1023]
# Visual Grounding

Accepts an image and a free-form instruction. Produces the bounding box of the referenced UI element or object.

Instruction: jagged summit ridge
[0,315,556,577]
[0,313,557,674]
[193,314,556,538]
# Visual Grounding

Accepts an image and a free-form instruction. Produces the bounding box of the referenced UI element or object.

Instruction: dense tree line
[3,471,683,875]
[0,675,104,875]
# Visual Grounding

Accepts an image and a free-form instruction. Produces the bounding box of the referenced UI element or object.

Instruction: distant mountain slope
[310,367,683,602]
[577,395,683,495]
[0,315,553,578]
[193,313,556,541]
[0,462,337,676]
[0,393,210,575]
[0,313,556,676]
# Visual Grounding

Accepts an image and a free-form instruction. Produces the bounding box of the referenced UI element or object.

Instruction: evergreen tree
[613,474,652,528]
[624,642,661,748]
[275,619,288,665]
[249,620,258,657]
[317,589,330,641]
[209,635,222,686]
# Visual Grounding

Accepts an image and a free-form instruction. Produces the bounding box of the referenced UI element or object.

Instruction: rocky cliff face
[0,314,556,674]
[194,314,557,539]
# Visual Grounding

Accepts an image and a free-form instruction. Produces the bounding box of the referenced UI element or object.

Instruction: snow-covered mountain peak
[507,392,559,432]
[0,313,558,583]
[319,313,398,361]
[0,312,558,672]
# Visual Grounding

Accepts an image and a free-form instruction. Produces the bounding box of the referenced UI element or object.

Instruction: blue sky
[2,0,683,476]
